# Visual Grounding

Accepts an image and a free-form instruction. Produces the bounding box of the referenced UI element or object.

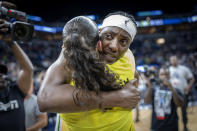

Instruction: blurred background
[0,0,197,131]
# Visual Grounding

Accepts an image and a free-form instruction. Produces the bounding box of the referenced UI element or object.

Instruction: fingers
[130,87,141,96]
[116,90,141,109]
[0,26,10,33]
[125,78,139,87]
[132,94,141,99]
[0,23,9,28]
[2,1,17,9]
[122,99,140,109]
[0,22,10,27]
[124,78,137,89]
[0,20,10,33]
[0,19,5,24]
[130,78,137,84]
[0,28,9,32]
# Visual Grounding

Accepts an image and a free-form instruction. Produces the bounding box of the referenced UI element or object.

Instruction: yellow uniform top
[59,49,135,131]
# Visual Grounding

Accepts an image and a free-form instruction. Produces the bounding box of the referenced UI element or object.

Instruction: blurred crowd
[1,26,197,131]
[133,30,197,88]
[2,29,197,87]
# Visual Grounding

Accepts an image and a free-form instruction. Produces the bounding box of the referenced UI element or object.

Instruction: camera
[10,21,34,41]
[0,4,34,42]
[144,65,160,85]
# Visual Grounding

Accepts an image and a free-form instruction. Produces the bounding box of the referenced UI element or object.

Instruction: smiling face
[99,26,132,64]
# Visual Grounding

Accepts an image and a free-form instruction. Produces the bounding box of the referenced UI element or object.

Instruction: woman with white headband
[99,11,137,65]
[38,11,139,131]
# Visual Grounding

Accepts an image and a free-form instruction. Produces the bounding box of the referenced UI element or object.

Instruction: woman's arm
[37,50,140,113]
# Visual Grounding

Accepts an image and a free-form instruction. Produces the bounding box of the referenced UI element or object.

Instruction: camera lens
[14,25,27,38]
[11,21,34,41]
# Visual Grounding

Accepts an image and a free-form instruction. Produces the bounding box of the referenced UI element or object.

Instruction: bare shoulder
[44,50,72,85]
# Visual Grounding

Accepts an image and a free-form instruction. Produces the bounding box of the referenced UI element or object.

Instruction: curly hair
[62,16,123,105]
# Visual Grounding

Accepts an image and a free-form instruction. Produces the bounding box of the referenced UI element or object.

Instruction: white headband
[100,15,137,41]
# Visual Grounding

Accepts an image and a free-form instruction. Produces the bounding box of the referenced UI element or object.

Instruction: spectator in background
[0,19,34,131]
[169,55,195,131]
[144,67,184,131]
[34,71,46,95]
[24,85,47,131]
[34,71,57,131]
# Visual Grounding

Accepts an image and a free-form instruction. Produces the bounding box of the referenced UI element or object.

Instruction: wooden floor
[132,106,197,131]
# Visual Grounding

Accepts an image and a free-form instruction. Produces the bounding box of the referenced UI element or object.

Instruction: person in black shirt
[0,19,34,131]
[144,67,184,131]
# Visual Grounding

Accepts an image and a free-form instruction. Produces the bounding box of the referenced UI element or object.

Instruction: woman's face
[99,26,132,64]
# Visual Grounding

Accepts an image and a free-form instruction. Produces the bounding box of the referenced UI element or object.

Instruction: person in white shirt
[169,55,195,131]
[24,86,48,131]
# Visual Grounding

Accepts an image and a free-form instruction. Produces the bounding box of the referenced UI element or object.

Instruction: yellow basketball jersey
[59,49,135,131]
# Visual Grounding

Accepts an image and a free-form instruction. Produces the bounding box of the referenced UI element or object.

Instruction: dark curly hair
[62,16,123,105]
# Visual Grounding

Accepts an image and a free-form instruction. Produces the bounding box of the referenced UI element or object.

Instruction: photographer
[0,18,34,131]
[144,67,184,131]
